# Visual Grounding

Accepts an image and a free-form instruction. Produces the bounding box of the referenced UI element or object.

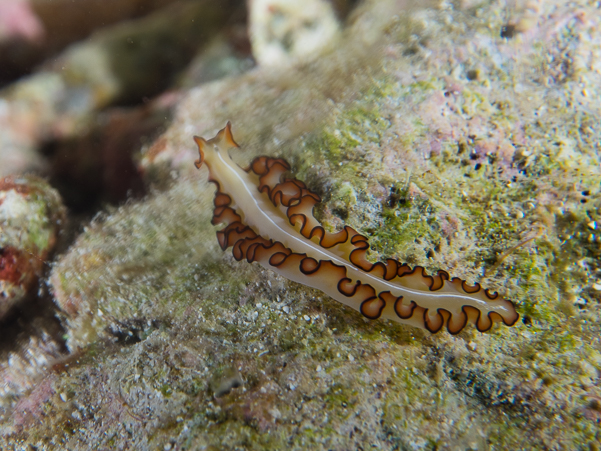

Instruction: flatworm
[193,123,519,334]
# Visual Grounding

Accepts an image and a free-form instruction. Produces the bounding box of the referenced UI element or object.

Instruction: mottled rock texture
[0,175,65,319]
[1,0,601,449]
[0,175,66,407]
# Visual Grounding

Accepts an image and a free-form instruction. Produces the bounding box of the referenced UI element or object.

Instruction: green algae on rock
[49,178,219,351]
[0,175,65,319]
[7,0,601,449]
[0,174,67,406]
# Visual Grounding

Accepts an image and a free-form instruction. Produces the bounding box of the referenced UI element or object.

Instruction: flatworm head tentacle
[193,123,519,334]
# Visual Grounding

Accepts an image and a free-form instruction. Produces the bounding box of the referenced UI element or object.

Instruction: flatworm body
[193,123,519,334]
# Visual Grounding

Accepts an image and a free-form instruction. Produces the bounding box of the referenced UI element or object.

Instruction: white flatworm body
[193,123,519,334]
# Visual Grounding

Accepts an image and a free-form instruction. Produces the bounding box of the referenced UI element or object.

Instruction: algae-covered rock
[1,0,601,449]
[0,175,66,407]
[0,175,65,319]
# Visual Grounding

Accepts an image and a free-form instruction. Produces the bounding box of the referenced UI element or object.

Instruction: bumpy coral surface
[0,175,65,319]
[1,0,600,449]
[0,175,66,407]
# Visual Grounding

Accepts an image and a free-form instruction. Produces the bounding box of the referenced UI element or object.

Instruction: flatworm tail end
[193,124,519,334]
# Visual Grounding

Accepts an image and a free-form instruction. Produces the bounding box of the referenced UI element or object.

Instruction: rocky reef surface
[0,0,600,449]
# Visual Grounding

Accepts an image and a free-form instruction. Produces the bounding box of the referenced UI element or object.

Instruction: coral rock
[0,175,65,319]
